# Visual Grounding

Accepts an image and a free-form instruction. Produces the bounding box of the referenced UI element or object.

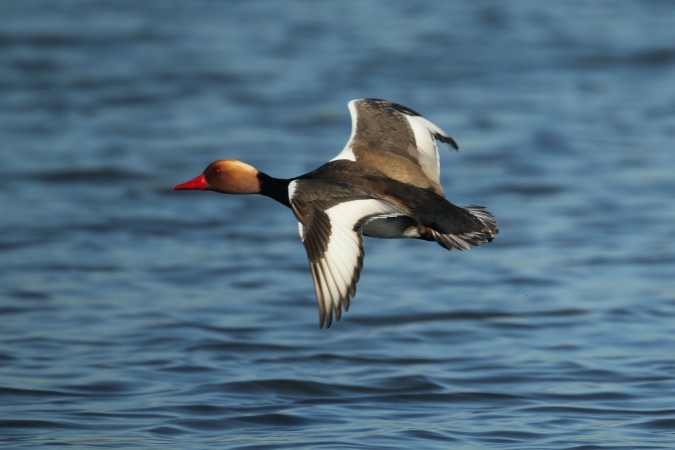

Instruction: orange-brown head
[174,159,261,194]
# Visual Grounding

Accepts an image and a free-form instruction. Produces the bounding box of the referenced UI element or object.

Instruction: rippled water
[2,1,675,448]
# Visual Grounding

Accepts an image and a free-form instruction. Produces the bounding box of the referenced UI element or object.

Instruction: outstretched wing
[331,99,458,197]
[288,179,406,328]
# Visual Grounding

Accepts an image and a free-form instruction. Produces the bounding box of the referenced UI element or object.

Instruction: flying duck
[174,99,498,328]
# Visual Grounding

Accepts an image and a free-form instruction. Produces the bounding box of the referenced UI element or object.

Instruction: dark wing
[288,179,406,328]
[331,99,458,197]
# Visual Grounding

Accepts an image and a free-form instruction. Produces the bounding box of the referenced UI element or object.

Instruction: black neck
[257,172,292,208]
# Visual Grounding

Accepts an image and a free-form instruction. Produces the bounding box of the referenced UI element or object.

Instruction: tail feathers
[463,205,499,235]
[430,206,499,251]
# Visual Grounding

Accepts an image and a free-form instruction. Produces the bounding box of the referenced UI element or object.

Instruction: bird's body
[175,99,498,328]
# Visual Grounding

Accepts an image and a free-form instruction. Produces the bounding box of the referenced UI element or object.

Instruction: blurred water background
[2,1,675,448]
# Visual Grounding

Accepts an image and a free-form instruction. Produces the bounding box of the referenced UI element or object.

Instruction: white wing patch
[288,179,299,203]
[404,113,451,192]
[308,198,405,328]
[330,100,358,162]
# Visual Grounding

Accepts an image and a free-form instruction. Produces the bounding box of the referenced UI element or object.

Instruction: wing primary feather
[317,258,338,306]
[326,252,349,304]
[316,260,336,327]
[331,241,359,302]
[310,264,327,328]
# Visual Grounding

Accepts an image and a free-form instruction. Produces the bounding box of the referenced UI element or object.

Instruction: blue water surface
[2,1,675,448]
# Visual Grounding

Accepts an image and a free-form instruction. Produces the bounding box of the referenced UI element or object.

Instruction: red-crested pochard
[175,99,498,328]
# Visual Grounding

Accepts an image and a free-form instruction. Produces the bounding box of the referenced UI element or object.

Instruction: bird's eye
[212,168,221,176]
